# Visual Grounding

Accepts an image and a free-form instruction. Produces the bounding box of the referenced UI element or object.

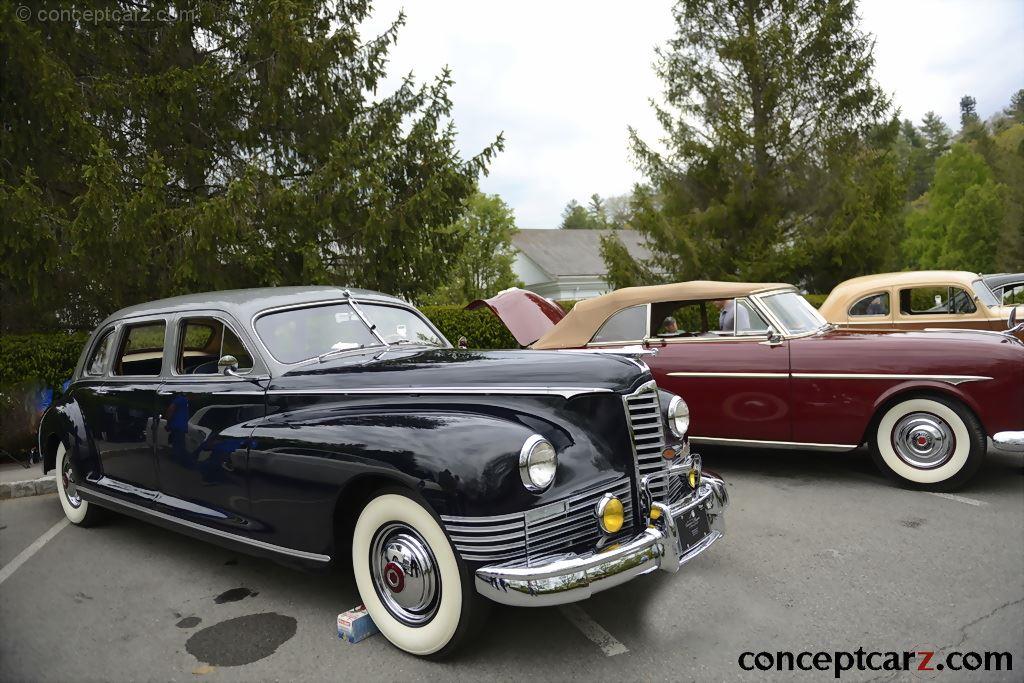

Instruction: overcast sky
[363,0,1024,228]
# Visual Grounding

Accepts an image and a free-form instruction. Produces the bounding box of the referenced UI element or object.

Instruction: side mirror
[1009,306,1018,329]
[217,355,240,376]
[457,336,468,349]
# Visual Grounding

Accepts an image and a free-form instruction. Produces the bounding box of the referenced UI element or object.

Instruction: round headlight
[519,435,557,492]
[667,394,690,437]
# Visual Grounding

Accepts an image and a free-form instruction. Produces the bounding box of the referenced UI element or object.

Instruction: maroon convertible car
[472,282,1024,491]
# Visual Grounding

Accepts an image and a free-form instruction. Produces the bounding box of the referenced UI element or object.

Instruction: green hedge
[0,332,89,389]
[804,293,828,308]
[420,306,518,349]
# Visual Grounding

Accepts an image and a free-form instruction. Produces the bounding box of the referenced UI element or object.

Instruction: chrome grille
[623,381,683,503]
[441,477,634,564]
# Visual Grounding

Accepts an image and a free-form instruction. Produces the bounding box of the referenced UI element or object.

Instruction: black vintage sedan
[39,287,729,656]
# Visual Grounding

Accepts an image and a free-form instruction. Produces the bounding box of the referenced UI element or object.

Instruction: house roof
[512,229,654,278]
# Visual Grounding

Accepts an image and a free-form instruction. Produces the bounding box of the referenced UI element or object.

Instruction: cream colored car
[820,270,1020,335]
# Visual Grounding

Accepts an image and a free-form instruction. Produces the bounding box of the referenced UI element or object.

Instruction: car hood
[271,346,648,394]
[791,326,1023,375]
[467,288,566,346]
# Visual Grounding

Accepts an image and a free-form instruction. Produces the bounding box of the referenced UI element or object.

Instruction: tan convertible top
[532,280,793,349]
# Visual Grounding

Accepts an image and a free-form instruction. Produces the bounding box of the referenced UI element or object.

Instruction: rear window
[592,305,647,343]
[850,293,890,317]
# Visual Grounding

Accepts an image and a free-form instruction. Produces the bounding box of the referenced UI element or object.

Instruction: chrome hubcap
[892,412,955,469]
[370,523,439,626]
[61,453,81,509]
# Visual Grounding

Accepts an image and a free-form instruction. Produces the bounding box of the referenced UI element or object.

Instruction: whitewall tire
[870,396,985,490]
[55,442,102,526]
[352,490,483,657]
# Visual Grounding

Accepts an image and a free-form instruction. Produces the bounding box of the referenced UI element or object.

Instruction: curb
[0,476,57,500]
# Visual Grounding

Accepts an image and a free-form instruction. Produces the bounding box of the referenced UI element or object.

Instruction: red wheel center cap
[383,561,405,593]
[916,434,928,446]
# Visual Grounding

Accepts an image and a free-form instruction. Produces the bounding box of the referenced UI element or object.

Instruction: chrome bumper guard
[993,431,1024,452]
[474,468,729,607]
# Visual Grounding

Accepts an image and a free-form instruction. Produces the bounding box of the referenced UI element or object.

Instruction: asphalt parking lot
[1,446,1021,682]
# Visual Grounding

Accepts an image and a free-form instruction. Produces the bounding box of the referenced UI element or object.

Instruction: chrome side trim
[668,371,789,378]
[77,485,332,563]
[791,373,991,385]
[689,436,859,452]
[265,386,612,399]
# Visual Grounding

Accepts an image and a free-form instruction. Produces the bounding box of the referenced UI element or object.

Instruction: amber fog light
[595,494,624,534]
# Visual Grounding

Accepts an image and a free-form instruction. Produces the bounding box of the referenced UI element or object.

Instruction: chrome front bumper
[474,470,729,607]
[993,431,1024,452]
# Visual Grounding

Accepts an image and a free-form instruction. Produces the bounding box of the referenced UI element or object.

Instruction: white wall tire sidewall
[352,493,462,656]
[55,443,89,524]
[876,399,971,485]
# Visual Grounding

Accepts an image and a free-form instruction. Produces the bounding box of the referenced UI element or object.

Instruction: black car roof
[982,273,1024,289]
[100,286,409,327]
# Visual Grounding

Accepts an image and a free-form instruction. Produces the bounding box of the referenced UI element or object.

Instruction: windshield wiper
[343,289,390,348]
[317,343,380,363]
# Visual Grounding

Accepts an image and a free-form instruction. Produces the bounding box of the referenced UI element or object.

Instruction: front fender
[244,395,635,555]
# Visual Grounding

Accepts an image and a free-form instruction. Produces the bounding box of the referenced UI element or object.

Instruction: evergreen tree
[609,0,903,291]
[560,199,603,229]
[0,0,502,331]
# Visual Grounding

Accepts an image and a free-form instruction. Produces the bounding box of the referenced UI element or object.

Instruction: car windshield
[972,279,1000,308]
[758,291,828,335]
[255,302,447,363]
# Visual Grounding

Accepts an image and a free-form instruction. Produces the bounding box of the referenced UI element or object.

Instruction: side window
[849,292,890,317]
[85,329,115,376]
[592,305,647,343]
[734,299,770,335]
[114,322,166,376]
[177,317,254,375]
[1004,284,1024,306]
[900,287,976,315]
[655,302,704,336]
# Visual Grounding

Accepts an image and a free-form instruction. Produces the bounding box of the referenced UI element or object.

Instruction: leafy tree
[0,0,502,332]
[610,0,903,291]
[903,144,1005,272]
[424,193,521,305]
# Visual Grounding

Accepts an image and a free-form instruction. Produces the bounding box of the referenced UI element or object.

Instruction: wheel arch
[863,382,986,445]
[331,474,422,564]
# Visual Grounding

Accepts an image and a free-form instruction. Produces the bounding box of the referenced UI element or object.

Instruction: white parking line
[926,492,986,507]
[558,604,629,656]
[0,518,69,587]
